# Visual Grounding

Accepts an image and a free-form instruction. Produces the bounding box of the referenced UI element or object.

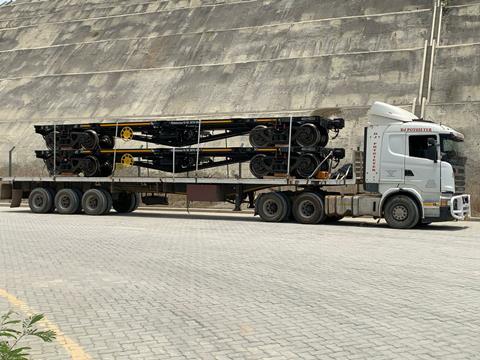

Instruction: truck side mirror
[426,138,439,163]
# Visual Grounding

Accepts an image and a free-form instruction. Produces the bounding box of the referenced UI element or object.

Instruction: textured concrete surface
[0,207,479,359]
[0,0,478,212]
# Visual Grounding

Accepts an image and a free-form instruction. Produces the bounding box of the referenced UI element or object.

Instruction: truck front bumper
[450,194,471,220]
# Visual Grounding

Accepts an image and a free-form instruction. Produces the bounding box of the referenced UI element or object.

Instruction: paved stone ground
[0,207,479,360]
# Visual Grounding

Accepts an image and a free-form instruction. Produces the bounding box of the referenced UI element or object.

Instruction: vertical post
[137,145,143,177]
[225,135,229,178]
[8,146,15,177]
[172,147,176,181]
[112,122,119,177]
[195,120,201,178]
[53,122,57,177]
[287,115,293,177]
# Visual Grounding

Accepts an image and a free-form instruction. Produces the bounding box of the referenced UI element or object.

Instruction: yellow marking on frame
[99,149,154,154]
[99,122,151,127]
[201,148,233,152]
[0,288,92,360]
[201,120,233,124]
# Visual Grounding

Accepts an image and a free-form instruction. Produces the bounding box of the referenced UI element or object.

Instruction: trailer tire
[113,192,139,213]
[82,189,109,215]
[249,125,270,147]
[72,188,84,213]
[384,195,420,229]
[54,189,81,214]
[292,192,327,224]
[28,187,55,214]
[98,189,113,215]
[256,192,289,222]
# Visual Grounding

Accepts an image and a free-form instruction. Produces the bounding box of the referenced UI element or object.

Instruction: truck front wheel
[384,195,420,229]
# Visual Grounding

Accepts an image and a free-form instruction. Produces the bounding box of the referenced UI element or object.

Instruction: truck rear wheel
[256,192,290,222]
[28,187,55,214]
[384,195,420,229]
[113,192,140,213]
[292,192,327,224]
[54,189,82,214]
[82,189,110,215]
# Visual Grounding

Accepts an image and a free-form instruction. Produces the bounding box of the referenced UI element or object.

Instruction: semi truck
[0,102,471,229]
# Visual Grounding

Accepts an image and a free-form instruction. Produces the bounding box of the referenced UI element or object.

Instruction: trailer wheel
[296,123,321,147]
[28,187,55,214]
[249,125,270,147]
[295,154,323,179]
[54,189,82,214]
[98,189,113,215]
[82,189,109,215]
[113,192,139,213]
[292,192,327,224]
[79,130,99,150]
[384,195,420,229]
[256,192,289,222]
[250,154,270,179]
[80,156,100,177]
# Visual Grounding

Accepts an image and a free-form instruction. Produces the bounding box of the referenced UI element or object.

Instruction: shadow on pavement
[4,208,470,230]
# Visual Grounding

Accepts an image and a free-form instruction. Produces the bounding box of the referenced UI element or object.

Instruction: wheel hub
[87,196,99,209]
[33,195,44,207]
[299,200,315,218]
[263,200,279,216]
[60,195,71,208]
[392,205,408,221]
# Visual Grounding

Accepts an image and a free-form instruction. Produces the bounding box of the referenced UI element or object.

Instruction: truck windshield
[440,134,464,164]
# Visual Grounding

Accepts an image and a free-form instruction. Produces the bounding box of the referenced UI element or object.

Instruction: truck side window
[409,135,437,159]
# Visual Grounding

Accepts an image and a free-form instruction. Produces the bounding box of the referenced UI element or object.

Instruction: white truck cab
[363,102,471,228]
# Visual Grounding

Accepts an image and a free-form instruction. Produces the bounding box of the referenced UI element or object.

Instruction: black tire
[295,153,322,179]
[292,192,327,224]
[98,189,113,215]
[79,130,99,150]
[256,192,290,222]
[80,156,100,177]
[249,125,270,147]
[28,187,55,214]
[72,188,84,213]
[54,189,82,214]
[112,192,139,213]
[82,189,108,215]
[295,123,321,148]
[132,193,141,212]
[384,195,420,229]
[250,154,271,179]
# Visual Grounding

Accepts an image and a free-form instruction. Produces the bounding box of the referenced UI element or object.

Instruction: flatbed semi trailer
[0,102,472,229]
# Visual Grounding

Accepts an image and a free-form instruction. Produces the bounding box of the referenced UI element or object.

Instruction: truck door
[379,133,406,184]
[404,134,441,208]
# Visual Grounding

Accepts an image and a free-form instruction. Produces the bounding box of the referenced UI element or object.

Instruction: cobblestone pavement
[0,207,479,360]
